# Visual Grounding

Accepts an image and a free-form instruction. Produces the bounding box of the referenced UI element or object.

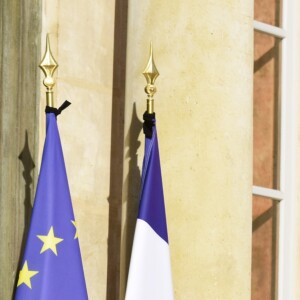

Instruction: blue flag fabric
[15,112,88,299]
[138,124,168,243]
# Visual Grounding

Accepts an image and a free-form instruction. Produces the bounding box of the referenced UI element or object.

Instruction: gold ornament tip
[143,42,159,114]
[39,34,59,107]
[143,42,159,85]
[39,34,58,87]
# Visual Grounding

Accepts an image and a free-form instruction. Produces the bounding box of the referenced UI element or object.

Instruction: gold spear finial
[39,34,58,107]
[143,42,159,114]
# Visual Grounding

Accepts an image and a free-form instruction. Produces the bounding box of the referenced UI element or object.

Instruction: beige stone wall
[295,11,300,300]
[0,1,41,299]
[40,1,115,299]
[121,0,253,299]
[39,0,253,299]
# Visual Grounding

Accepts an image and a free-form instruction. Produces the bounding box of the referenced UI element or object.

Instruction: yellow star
[17,261,39,289]
[37,226,63,255]
[71,220,78,239]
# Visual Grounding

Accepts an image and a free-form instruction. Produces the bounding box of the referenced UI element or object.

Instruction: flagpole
[39,34,58,108]
[125,43,174,300]
[143,43,159,114]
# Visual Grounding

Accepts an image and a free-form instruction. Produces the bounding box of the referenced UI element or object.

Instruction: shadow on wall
[12,131,35,299]
[106,100,142,300]
[122,104,142,290]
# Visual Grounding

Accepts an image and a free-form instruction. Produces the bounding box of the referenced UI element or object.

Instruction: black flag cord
[46,104,154,136]
[143,111,156,139]
[45,100,71,117]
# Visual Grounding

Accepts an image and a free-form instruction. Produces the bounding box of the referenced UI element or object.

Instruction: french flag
[125,113,174,300]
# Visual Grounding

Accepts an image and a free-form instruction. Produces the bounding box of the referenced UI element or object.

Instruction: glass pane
[251,196,279,300]
[254,0,281,27]
[253,32,281,189]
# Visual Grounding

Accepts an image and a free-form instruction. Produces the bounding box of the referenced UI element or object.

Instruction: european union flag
[125,112,174,300]
[15,104,88,299]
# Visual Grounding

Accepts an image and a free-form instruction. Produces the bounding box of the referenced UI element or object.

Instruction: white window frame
[253,1,299,299]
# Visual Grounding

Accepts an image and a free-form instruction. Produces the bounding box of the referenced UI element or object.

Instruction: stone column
[121,1,253,299]
[0,0,41,299]
[40,1,116,299]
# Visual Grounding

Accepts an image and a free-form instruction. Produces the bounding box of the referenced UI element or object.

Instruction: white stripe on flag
[125,219,174,300]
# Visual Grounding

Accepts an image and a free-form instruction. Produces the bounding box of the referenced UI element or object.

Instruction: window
[252,1,298,299]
